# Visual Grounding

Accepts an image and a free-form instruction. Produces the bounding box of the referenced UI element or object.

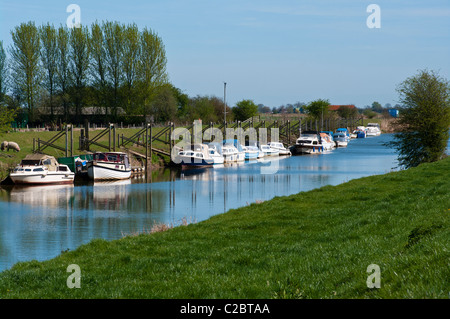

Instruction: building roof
[328,105,356,111]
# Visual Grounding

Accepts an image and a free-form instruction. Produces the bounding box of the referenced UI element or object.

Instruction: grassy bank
[0,157,449,298]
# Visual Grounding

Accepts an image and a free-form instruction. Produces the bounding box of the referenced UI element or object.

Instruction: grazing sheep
[0,141,7,151]
[2,141,20,152]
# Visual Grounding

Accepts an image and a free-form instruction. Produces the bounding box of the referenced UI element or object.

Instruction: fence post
[70,125,73,157]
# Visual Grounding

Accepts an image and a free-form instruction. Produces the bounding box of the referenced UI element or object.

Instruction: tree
[337,105,358,119]
[0,41,8,102]
[0,105,17,133]
[138,27,168,118]
[232,99,258,121]
[305,99,329,121]
[122,23,141,114]
[103,21,124,120]
[388,70,450,168]
[56,25,71,122]
[69,25,90,118]
[371,101,383,113]
[9,22,42,122]
[39,23,58,120]
[150,84,177,123]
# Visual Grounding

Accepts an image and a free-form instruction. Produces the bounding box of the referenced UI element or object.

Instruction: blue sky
[1,0,449,108]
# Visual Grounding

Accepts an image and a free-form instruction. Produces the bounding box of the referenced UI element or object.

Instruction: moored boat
[267,142,291,155]
[292,131,324,154]
[242,145,259,160]
[366,123,381,136]
[10,154,74,185]
[87,152,131,181]
[334,132,349,147]
[319,133,335,151]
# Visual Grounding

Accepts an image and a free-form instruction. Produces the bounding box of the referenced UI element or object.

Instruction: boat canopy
[20,154,59,171]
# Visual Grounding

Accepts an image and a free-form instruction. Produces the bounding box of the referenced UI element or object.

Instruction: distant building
[388,109,399,118]
[328,105,356,111]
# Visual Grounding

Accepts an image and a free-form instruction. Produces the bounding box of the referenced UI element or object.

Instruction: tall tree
[9,22,42,122]
[0,40,7,102]
[388,70,450,168]
[39,23,58,119]
[90,21,108,118]
[122,23,140,114]
[56,26,71,122]
[138,27,168,118]
[69,25,90,119]
[103,21,124,120]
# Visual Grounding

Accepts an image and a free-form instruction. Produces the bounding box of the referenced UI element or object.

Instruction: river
[0,134,401,272]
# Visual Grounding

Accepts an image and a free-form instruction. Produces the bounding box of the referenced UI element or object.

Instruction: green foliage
[304,98,330,120]
[232,99,258,121]
[337,105,358,119]
[388,70,450,168]
[9,22,42,121]
[0,105,17,133]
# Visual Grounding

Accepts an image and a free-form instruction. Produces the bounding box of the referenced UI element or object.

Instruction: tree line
[0,21,174,126]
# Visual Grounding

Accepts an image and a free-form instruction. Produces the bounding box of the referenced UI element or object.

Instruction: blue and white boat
[243,145,259,160]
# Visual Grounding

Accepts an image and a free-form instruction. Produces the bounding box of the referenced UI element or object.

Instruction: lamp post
[223,82,227,124]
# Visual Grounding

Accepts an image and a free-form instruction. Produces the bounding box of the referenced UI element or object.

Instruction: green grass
[0,157,449,299]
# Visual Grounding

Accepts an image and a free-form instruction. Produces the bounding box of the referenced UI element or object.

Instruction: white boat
[267,142,291,155]
[242,145,259,160]
[259,144,280,157]
[292,131,324,154]
[177,143,225,167]
[87,152,131,181]
[222,144,240,162]
[10,154,74,185]
[366,123,381,136]
[334,132,349,147]
[223,140,245,162]
[319,133,335,151]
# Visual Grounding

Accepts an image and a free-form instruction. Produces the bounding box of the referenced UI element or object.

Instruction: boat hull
[10,172,74,185]
[293,145,324,154]
[87,163,131,181]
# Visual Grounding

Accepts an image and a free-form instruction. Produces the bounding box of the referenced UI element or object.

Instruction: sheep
[1,141,20,152]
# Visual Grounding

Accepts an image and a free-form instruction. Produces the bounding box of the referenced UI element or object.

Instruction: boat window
[59,166,68,171]
[33,168,44,172]
[196,153,203,158]
[25,169,32,172]
[43,159,52,165]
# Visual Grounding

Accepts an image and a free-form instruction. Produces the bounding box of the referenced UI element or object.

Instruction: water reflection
[0,134,403,272]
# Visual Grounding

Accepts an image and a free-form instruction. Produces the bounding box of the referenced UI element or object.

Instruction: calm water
[0,134,401,272]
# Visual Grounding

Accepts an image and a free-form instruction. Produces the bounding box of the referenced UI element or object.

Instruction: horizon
[1,0,449,109]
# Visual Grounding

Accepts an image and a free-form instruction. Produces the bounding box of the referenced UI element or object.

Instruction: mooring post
[70,125,73,157]
[64,125,68,157]
[113,124,116,152]
[108,124,112,151]
[145,123,149,170]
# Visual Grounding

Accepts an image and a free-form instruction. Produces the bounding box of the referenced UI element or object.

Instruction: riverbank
[0,128,171,181]
[0,156,448,298]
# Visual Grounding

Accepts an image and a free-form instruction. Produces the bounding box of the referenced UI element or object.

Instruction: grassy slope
[0,158,448,299]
